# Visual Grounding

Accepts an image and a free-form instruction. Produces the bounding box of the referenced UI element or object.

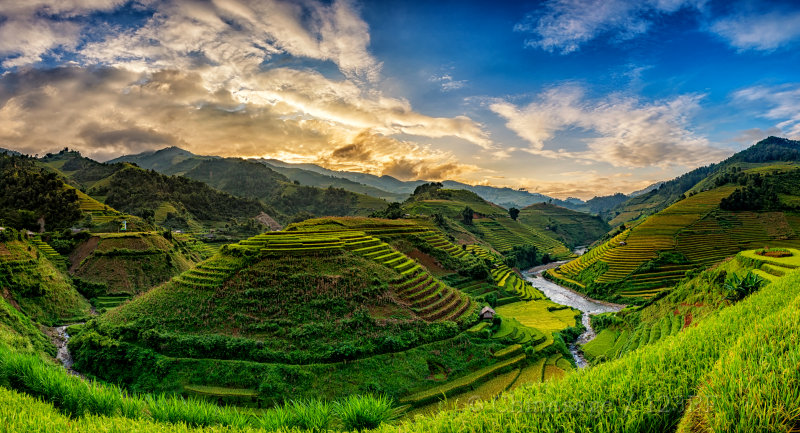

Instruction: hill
[548,160,800,301]
[68,231,204,309]
[0,153,82,231]
[39,149,273,235]
[66,219,581,411]
[0,229,91,326]
[110,148,388,222]
[402,187,573,260]
[517,202,610,248]
[116,148,592,210]
[2,243,797,431]
[605,136,800,226]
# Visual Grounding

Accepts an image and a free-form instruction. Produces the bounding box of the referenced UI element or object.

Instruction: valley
[2,136,800,433]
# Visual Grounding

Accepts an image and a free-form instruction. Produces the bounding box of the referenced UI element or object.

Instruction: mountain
[605,136,800,227]
[261,157,587,210]
[110,148,388,221]
[548,137,800,302]
[39,150,269,235]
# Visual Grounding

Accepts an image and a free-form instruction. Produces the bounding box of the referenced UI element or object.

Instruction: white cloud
[0,0,126,68]
[0,66,484,180]
[79,0,380,81]
[515,0,705,54]
[490,85,727,168]
[429,74,467,92]
[710,10,800,52]
[733,84,800,138]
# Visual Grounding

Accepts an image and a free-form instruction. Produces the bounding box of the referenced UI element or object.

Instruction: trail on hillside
[524,255,624,368]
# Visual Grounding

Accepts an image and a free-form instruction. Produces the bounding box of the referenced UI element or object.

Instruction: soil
[68,236,99,272]
[406,248,449,276]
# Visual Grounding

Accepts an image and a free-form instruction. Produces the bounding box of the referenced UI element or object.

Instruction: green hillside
[39,149,270,235]
[606,136,800,227]
[68,231,202,308]
[111,148,388,221]
[518,202,610,248]
[0,229,91,326]
[2,241,797,432]
[548,162,800,301]
[0,153,82,231]
[403,187,573,259]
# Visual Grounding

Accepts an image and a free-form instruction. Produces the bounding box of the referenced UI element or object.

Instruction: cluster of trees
[504,244,549,269]
[719,173,780,211]
[97,166,266,222]
[0,154,81,230]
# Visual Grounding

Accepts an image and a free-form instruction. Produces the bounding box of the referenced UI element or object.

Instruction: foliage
[461,206,474,225]
[503,244,541,270]
[508,207,519,221]
[0,154,81,230]
[335,394,395,431]
[723,271,764,301]
[370,202,404,219]
[95,166,266,223]
[412,182,443,197]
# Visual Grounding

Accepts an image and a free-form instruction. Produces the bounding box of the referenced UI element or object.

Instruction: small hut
[479,306,496,321]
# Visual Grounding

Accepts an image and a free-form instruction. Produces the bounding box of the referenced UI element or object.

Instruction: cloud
[489,85,727,168]
[710,9,800,52]
[0,0,126,68]
[429,74,467,92]
[733,84,800,138]
[731,127,783,145]
[0,66,481,179]
[77,0,381,81]
[515,0,705,54]
[322,130,479,181]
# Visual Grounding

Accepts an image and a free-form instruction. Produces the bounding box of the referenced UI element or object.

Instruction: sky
[1,1,800,199]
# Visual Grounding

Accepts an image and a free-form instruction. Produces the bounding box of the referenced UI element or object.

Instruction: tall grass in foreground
[0,343,395,430]
[381,271,800,433]
[678,294,800,432]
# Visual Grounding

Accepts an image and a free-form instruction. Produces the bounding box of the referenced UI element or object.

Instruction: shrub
[724,271,764,302]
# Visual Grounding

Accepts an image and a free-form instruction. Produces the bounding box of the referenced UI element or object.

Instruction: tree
[461,206,474,225]
[384,202,403,219]
[412,182,443,197]
[508,207,519,221]
[433,212,446,227]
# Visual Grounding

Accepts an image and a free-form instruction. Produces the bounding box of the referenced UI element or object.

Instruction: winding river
[523,255,624,368]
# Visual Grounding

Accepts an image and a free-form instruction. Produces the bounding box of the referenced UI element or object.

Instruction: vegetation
[0,153,81,230]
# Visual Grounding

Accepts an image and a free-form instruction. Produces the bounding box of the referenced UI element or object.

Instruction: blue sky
[1,0,800,198]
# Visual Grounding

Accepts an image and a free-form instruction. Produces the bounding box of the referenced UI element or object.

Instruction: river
[53,324,85,377]
[522,256,624,368]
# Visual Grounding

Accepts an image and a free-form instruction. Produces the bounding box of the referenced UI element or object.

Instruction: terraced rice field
[583,312,686,362]
[474,219,571,258]
[68,187,126,224]
[174,228,477,323]
[31,237,66,267]
[548,186,763,297]
[93,294,132,312]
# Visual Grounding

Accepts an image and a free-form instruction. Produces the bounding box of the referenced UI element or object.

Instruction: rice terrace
[2,1,800,432]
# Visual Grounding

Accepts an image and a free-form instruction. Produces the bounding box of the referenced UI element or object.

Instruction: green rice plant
[335,394,395,431]
[288,399,332,431]
[254,404,291,430]
[146,394,221,427]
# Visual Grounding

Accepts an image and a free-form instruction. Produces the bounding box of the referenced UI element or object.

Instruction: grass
[548,185,800,300]
[398,354,526,407]
[375,268,800,433]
